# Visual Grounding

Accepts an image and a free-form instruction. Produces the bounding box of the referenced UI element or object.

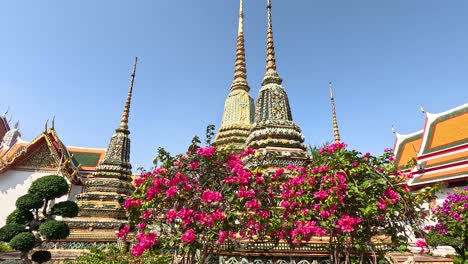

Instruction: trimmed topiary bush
[15,193,44,211]
[28,175,69,200]
[38,220,69,240]
[0,224,26,243]
[51,201,79,217]
[31,250,52,264]
[6,210,34,225]
[9,232,35,252]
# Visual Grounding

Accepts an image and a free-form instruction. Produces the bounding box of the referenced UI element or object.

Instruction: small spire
[119,57,137,130]
[419,105,426,114]
[262,0,282,85]
[329,82,341,142]
[230,0,249,91]
[3,106,9,118]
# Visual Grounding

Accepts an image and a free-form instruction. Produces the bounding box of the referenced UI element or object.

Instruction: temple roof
[394,103,468,186]
[393,130,423,170]
[0,115,10,142]
[0,128,105,184]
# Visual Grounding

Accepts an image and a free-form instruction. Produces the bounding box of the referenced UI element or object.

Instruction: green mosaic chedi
[214,0,255,150]
[245,0,308,168]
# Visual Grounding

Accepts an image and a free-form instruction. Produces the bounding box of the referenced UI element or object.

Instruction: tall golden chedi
[245,0,308,169]
[214,0,255,150]
[55,58,138,249]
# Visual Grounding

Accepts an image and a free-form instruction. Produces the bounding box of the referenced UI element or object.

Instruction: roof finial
[262,0,282,85]
[51,116,55,130]
[119,57,137,130]
[230,0,249,91]
[14,121,19,130]
[391,125,396,134]
[3,106,9,118]
[419,105,426,114]
[44,119,49,132]
[329,81,341,142]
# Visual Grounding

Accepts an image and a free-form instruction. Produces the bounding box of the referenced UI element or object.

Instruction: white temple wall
[0,169,81,227]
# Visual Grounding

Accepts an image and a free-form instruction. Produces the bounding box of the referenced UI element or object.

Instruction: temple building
[393,102,467,202]
[0,117,105,227]
[215,0,309,169]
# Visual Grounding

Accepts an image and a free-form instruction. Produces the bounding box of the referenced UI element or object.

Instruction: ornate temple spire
[329,82,341,142]
[214,0,255,150]
[119,57,137,131]
[74,58,137,221]
[245,0,308,169]
[262,0,282,85]
[230,0,249,91]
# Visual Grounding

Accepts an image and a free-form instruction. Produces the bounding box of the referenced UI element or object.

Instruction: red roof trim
[417,144,468,160]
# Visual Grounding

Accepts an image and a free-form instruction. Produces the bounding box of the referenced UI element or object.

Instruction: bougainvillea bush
[121,142,428,264]
[425,188,467,263]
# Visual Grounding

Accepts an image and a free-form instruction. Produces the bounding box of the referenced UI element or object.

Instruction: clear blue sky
[1,1,467,169]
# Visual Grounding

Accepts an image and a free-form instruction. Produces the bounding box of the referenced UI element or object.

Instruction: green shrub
[0,242,13,252]
[29,175,69,200]
[0,223,26,243]
[6,209,34,225]
[31,250,52,263]
[9,232,35,252]
[15,193,44,211]
[51,201,79,217]
[38,220,69,240]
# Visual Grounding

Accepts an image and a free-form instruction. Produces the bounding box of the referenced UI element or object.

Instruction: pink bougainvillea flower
[201,189,223,203]
[181,228,196,244]
[384,188,399,204]
[153,167,168,175]
[245,199,260,211]
[218,230,228,244]
[189,160,199,170]
[165,186,179,198]
[137,222,146,230]
[131,243,145,257]
[319,210,330,219]
[377,199,387,211]
[314,190,328,200]
[123,198,142,210]
[166,209,177,223]
[197,146,216,157]
[337,214,362,233]
[142,210,152,220]
[134,177,146,187]
[116,225,130,240]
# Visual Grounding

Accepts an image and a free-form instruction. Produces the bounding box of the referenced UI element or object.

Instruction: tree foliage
[51,201,79,217]
[28,175,69,200]
[0,224,26,243]
[38,220,70,240]
[31,250,52,264]
[0,174,76,263]
[15,193,44,211]
[8,232,35,252]
[6,210,34,226]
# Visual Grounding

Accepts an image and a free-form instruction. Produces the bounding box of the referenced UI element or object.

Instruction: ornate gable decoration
[0,129,82,184]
